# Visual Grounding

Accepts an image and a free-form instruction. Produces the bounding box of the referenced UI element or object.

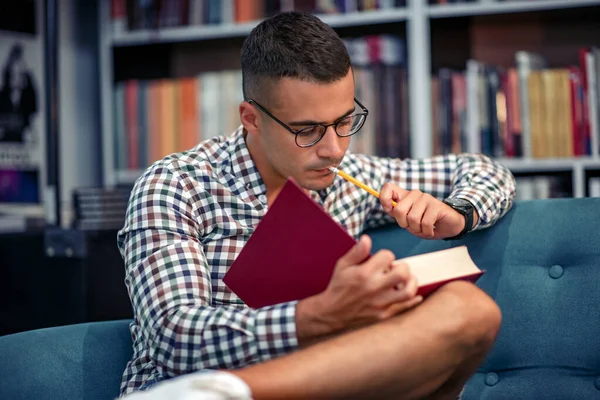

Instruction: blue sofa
[1,198,600,399]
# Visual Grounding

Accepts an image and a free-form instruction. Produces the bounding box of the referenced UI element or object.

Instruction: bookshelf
[427,0,600,18]
[99,0,600,200]
[111,8,411,46]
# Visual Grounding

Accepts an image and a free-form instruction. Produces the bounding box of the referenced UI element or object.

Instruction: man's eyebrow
[288,107,356,127]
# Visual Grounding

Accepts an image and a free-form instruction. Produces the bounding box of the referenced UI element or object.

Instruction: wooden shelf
[111,8,410,47]
[428,0,600,19]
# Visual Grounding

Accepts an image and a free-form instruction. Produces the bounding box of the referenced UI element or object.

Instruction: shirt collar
[228,126,267,196]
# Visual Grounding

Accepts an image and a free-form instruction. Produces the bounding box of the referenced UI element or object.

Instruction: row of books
[111,0,407,33]
[344,35,409,159]
[432,47,600,159]
[514,176,571,200]
[113,34,407,171]
[113,70,242,171]
[72,187,131,231]
[514,176,600,200]
[428,0,476,4]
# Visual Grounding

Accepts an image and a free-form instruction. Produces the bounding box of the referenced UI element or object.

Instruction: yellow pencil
[329,167,397,207]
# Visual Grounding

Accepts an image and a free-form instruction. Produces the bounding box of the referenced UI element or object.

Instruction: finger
[362,248,396,277]
[378,295,424,319]
[379,261,411,289]
[421,203,438,238]
[372,275,416,308]
[393,190,420,229]
[379,183,396,213]
[336,234,372,269]
[390,187,407,207]
[396,275,419,300]
[406,229,435,240]
[406,193,427,234]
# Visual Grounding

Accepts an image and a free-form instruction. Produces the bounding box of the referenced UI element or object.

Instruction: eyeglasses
[247,97,369,148]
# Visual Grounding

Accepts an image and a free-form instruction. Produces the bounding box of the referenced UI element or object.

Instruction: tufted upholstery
[1,198,599,399]
[369,197,600,399]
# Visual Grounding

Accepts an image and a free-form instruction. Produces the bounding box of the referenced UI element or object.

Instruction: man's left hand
[379,183,477,240]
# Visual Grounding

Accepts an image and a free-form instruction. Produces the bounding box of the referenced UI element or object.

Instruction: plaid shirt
[117,126,516,396]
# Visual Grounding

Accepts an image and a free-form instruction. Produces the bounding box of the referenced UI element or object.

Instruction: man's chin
[298,172,335,192]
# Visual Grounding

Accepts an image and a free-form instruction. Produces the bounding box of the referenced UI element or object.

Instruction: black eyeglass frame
[247,97,369,148]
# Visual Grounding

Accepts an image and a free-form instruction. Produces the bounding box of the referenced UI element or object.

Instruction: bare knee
[431,281,502,354]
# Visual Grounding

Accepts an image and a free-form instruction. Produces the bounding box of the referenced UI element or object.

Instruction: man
[118,11,516,399]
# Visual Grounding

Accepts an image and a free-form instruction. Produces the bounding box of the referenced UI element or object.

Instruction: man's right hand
[295,235,423,344]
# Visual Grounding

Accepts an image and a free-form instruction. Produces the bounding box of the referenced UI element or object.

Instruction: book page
[392,246,481,287]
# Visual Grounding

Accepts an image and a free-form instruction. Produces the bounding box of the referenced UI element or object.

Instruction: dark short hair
[241,11,351,105]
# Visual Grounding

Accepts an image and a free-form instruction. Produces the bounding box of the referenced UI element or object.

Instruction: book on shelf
[223,177,484,309]
[589,177,600,197]
[514,175,572,200]
[344,34,409,159]
[113,70,243,172]
[72,187,132,231]
[112,34,407,176]
[432,47,600,160]
[428,0,478,4]
[110,0,408,34]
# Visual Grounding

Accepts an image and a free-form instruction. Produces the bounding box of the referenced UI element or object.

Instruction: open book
[394,246,483,298]
[223,178,484,309]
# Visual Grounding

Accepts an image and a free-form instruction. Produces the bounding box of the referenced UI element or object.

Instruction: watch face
[445,198,472,209]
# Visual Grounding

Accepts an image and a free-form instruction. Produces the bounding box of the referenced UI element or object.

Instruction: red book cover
[579,47,591,155]
[223,178,357,309]
[223,178,484,309]
[568,66,584,156]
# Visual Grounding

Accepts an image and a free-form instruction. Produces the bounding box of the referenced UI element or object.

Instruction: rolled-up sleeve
[118,165,299,379]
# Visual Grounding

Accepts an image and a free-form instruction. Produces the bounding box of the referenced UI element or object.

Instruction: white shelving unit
[99,0,600,198]
[427,0,600,18]
[111,8,411,46]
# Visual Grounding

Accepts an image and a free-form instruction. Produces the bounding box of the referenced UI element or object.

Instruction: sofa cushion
[367,197,600,399]
[0,319,133,400]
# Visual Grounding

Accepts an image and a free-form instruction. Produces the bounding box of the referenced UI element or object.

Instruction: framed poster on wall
[0,0,46,217]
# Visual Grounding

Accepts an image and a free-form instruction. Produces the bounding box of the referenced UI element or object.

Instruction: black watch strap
[442,198,474,241]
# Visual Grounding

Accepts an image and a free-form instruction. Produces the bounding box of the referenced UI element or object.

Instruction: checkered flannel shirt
[117,126,516,395]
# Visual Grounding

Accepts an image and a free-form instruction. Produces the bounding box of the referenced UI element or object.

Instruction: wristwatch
[442,198,475,241]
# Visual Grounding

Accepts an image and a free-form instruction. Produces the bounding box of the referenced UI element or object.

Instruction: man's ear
[240,101,260,137]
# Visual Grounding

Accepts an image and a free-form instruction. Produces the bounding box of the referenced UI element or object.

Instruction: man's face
[256,69,355,191]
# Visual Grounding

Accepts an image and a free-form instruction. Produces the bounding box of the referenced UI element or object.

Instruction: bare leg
[424,343,492,400]
[231,281,501,400]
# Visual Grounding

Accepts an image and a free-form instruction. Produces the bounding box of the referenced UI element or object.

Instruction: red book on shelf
[223,178,484,309]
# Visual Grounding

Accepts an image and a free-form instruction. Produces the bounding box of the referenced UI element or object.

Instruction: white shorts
[121,371,253,400]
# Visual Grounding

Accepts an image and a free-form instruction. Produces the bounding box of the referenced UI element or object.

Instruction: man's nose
[315,125,345,159]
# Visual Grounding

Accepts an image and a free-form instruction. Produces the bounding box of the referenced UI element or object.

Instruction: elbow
[150,306,260,377]
[459,153,516,229]
[150,308,195,378]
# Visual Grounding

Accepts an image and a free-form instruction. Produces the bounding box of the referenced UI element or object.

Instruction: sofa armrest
[0,319,133,400]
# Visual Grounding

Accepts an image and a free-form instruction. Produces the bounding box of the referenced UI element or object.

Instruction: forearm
[295,295,341,347]
[449,153,515,229]
[149,301,299,376]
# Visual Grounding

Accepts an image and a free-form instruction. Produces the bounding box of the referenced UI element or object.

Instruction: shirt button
[259,194,267,203]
